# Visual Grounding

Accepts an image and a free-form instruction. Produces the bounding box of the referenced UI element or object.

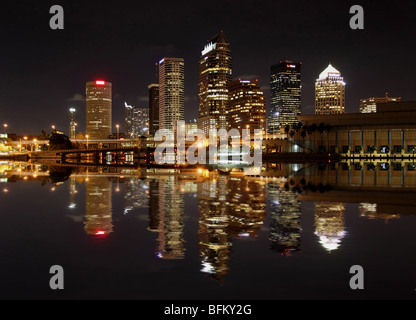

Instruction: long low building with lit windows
[296,101,416,157]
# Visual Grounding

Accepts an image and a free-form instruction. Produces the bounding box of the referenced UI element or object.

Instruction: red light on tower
[95,80,106,85]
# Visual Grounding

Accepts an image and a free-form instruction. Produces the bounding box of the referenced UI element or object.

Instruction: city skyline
[1,1,415,136]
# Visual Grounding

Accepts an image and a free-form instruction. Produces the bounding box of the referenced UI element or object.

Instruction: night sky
[1,0,416,136]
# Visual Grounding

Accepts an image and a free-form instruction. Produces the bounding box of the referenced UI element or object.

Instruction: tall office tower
[125,103,150,138]
[158,58,185,132]
[86,80,112,139]
[69,108,76,139]
[268,61,302,133]
[198,31,232,134]
[228,79,266,133]
[359,93,401,113]
[124,102,135,138]
[148,83,160,135]
[315,64,346,115]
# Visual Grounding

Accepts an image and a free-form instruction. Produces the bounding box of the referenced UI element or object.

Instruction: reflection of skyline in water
[85,176,113,236]
[268,183,302,255]
[1,160,414,282]
[314,202,346,252]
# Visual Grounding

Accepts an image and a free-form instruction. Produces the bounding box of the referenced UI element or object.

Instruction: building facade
[298,101,416,156]
[159,58,185,132]
[124,102,150,138]
[86,80,112,139]
[228,79,266,133]
[360,93,401,113]
[198,31,233,135]
[315,64,345,115]
[148,83,160,135]
[268,61,302,133]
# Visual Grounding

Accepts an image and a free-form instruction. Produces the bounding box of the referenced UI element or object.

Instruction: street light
[86,135,89,148]
[52,125,56,133]
[116,124,120,139]
[3,124,8,134]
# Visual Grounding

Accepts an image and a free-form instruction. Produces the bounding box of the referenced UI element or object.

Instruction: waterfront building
[298,101,416,156]
[198,31,232,134]
[228,79,266,134]
[159,58,185,133]
[315,64,345,115]
[148,83,160,135]
[86,80,112,139]
[359,93,401,113]
[268,61,302,133]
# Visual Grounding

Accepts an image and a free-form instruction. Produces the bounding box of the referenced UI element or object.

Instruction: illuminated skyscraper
[198,31,232,134]
[228,79,266,133]
[124,102,150,138]
[268,61,302,133]
[148,83,160,135]
[158,58,185,132]
[315,64,346,115]
[69,108,76,140]
[359,93,401,113]
[86,80,112,139]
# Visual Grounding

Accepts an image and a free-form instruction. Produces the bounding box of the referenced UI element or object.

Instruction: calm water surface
[1,161,416,300]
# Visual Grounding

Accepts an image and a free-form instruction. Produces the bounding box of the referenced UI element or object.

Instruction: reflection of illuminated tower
[314,202,346,251]
[156,176,185,259]
[124,178,149,214]
[268,184,302,255]
[69,108,76,140]
[359,203,400,223]
[68,176,78,209]
[198,176,232,283]
[148,179,161,232]
[227,178,266,238]
[84,177,113,236]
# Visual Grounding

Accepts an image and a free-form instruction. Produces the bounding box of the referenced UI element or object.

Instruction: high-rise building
[359,93,401,113]
[124,103,150,138]
[228,79,266,133]
[315,64,346,115]
[69,108,76,140]
[198,31,232,134]
[268,61,302,133]
[86,80,112,139]
[158,57,185,132]
[148,83,160,135]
